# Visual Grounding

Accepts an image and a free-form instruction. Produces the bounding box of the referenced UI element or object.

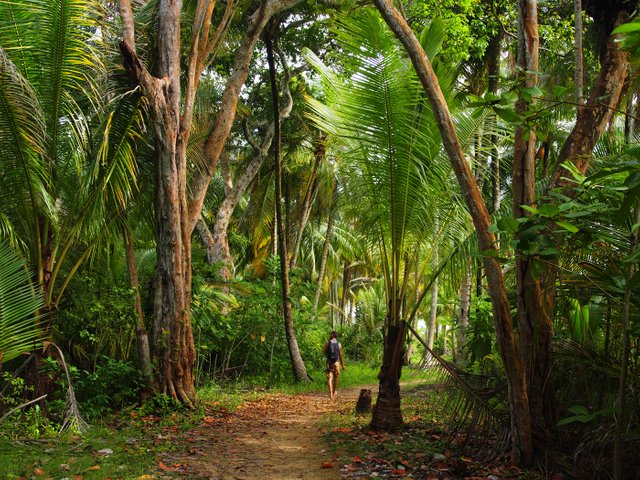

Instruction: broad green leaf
[613,21,640,34]
[538,204,560,218]
[556,221,579,233]
[493,106,520,123]
[497,217,519,234]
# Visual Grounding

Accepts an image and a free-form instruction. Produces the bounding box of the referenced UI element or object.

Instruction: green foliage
[56,273,138,369]
[71,357,144,419]
[192,271,326,384]
[464,296,495,367]
[0,239,43,367]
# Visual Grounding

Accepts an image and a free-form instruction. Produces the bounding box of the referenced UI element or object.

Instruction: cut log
[355,388,372,413]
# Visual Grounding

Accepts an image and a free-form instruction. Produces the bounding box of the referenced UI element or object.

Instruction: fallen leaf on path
[157,461,175,471]
[85,465,101,471]
[321,461,334,468]
[33,467,45,476]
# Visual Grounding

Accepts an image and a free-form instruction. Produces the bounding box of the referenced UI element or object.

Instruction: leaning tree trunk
[373,0,533,465]
[209,70,295,280]
[266,31,309,382]
[512,0,555,435]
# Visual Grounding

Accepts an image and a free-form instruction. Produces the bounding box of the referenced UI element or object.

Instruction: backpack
[327,340,340,365]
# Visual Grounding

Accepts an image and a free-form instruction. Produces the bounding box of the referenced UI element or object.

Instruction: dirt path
[164,386,366,479]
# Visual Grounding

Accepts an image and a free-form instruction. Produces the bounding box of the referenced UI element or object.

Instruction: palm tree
[307,10,475,430]
[0,0,140,319]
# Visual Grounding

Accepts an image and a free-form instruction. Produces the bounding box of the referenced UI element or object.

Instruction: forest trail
[164,385,366,479]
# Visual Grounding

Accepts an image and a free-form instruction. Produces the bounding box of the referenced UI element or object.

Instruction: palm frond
[0,239,43,368]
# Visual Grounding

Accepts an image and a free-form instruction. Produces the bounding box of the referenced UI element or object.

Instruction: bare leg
[333,372,339,398]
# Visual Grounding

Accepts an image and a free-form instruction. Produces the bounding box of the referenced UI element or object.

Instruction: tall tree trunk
[512,0,555,435]
[373,0,533,464]
[267,31,309,382]
[457,263,472,364]
[575,0,584,103]
[123,228,154,392]
[339,263,352,325]
[312,204,336,320]
[425,277,438,354]
[486,31,502,214]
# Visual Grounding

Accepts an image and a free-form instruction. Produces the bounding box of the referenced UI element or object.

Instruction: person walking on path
[324,331,346,399]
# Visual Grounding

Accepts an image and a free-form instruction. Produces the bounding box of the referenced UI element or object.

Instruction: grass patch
[198,361,379,399]
[0,396,204,479]
[0,425,159,479]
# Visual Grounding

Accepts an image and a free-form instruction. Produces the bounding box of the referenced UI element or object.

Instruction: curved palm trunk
[267,32,309,382]
[373,0,532,464]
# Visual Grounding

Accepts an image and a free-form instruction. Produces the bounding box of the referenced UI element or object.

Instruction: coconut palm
[306,10,482,430]
[0,0,141,319]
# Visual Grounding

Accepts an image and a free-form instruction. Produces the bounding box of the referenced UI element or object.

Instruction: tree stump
[355,388,372,413]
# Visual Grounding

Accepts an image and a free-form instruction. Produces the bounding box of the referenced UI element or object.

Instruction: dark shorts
[326,361,340,380]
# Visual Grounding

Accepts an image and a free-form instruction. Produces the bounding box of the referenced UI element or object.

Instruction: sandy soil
[165,386,365,480]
